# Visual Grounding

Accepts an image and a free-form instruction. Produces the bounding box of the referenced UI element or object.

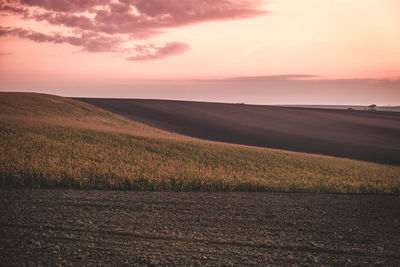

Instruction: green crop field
[1,92,399,193]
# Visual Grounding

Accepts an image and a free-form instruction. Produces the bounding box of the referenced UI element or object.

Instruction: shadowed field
[78,98,400,165]
[1,190,399,265]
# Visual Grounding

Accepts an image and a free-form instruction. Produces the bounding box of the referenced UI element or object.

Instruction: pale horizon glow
[0,0,399,105]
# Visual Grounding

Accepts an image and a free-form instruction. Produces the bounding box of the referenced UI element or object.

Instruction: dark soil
[77,98,400,165]
[1,190,399,266]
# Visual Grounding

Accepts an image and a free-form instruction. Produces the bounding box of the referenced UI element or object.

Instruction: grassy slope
[1,93,399,193]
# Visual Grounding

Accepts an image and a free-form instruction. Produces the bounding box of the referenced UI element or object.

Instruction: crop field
[1,93,399,193]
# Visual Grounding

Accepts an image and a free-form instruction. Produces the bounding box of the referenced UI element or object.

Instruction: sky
[0,0,399,105]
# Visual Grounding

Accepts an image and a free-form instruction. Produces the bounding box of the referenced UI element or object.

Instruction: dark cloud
[127,42,189,61]
[1,0,266,60]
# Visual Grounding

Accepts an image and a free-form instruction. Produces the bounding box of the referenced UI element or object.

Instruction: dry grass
[1,92,399,193]
[0,92,184,139]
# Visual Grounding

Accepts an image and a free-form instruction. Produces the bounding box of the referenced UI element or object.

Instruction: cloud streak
[0,26,124,52]
[0,0,266,60]
[20,0,110,13]
[197,74,321,83]
[231,74,320,81]
[127,42,189,61]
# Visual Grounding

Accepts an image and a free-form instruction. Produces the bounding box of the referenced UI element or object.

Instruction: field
[1,92,400,265]
[79,98,400,165]
[1,190,399,265]
[1,92,399,193]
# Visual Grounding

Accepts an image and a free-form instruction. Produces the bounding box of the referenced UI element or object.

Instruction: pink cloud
[0,5,27,14]
[1,0,266,60]
[0,0,27,15]
[0,26,124,52]
[20,0,109,13]
[34,12,94,30]
[25,0,266,36]
[196,75,321,83]
[92,0,267,34]
[231,75,320,81]
[126,42,189,61]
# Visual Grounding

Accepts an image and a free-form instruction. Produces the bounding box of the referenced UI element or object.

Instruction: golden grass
[0,92,185,139]
[1,92,399,193]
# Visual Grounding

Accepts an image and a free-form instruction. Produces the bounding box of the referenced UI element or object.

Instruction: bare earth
[77,98,400,165]
[1,190,399,266]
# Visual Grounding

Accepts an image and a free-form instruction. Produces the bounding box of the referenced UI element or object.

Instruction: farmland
[1,92,399,193]
[80,98,400,165]
[1,92,400,266]
[1,190,400,265]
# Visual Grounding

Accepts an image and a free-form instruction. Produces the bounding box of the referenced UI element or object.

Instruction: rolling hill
[1,92,399,193]
[78,98,400,165]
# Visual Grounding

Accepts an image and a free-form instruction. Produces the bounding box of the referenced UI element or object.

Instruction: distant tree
[368,104,377,111]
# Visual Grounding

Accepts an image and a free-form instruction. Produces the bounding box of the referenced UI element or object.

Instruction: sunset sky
[0,0,399,105]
